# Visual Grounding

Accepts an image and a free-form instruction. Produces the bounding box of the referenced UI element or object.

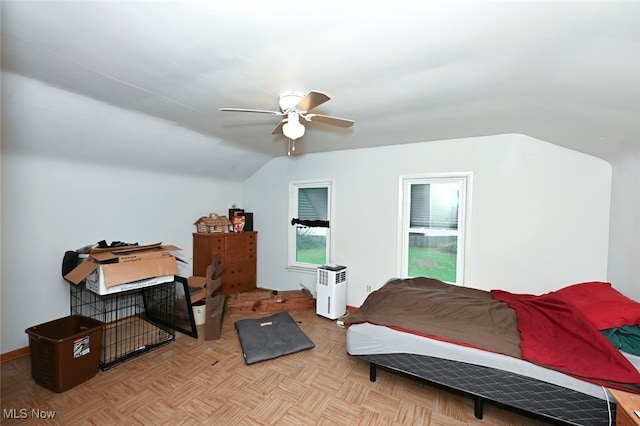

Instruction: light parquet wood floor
[2,309,551,425]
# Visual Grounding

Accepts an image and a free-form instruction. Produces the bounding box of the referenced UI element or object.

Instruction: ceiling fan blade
[304,113,354,128]
[296,91,330,112]
[220,108,283,115]
[271,118,287,135]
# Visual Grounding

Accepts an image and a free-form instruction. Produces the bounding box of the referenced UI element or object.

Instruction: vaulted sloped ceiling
[2,1,639,180]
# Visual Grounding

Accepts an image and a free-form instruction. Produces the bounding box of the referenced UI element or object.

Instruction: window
[289,179,333,268]
[400,174,469,284]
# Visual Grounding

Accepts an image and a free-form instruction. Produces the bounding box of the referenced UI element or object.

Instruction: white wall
[0,153,242,354]
[244,134,612,308]
[607,153,640,300]
[0,133,616,355]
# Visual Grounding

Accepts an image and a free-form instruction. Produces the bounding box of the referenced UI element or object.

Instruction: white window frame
[398,173,471,285]
[288,178,334,270]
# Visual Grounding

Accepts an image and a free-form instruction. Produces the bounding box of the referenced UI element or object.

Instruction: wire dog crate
[70,283,175,370]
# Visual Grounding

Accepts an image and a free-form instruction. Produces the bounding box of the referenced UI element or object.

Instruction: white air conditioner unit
[316,265,347,320]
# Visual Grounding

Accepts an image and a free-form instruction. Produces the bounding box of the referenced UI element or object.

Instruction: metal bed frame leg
[474,395,484,419]
[369,362,377,382]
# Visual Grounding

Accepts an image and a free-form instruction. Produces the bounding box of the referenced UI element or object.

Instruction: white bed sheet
[346,322,640,400]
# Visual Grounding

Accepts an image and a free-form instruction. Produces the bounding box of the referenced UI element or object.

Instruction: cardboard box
[64,243,181,295]
[187,257,225,304]
[187,276,207,304]
[205,293,225,341]
[85,270,175,296]
[90,244,180,264]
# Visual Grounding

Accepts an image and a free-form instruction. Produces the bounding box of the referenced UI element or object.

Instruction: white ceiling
[2,1,639,179]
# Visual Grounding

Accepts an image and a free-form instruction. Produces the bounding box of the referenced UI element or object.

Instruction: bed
[345,277,640,425]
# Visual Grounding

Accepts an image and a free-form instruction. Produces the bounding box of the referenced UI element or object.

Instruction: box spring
[360,352,616,426]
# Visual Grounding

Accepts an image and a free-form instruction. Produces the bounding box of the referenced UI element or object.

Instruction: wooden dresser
[609,388,640,426]
[193,232,257,296]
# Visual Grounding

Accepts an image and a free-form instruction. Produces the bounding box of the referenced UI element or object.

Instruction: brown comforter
[344,277,522,358]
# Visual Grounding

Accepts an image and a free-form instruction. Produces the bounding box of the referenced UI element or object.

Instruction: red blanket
[492,289,640,393]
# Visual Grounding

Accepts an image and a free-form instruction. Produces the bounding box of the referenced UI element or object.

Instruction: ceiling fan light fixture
[279,91,304,111]
[282,112,305,140]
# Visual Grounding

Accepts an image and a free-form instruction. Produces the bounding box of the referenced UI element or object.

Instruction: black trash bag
[61,250,79,277]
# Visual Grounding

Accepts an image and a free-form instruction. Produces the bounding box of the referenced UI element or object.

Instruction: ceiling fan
[220,90,354,154]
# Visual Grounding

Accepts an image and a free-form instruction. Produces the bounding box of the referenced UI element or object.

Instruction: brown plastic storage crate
[25,315,104,392]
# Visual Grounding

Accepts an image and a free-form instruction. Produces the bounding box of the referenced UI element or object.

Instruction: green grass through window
[296,233,326,265]
[408,246,456,282]
[296,248,326,265]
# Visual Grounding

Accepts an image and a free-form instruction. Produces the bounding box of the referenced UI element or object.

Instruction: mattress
[346,322,640,400]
